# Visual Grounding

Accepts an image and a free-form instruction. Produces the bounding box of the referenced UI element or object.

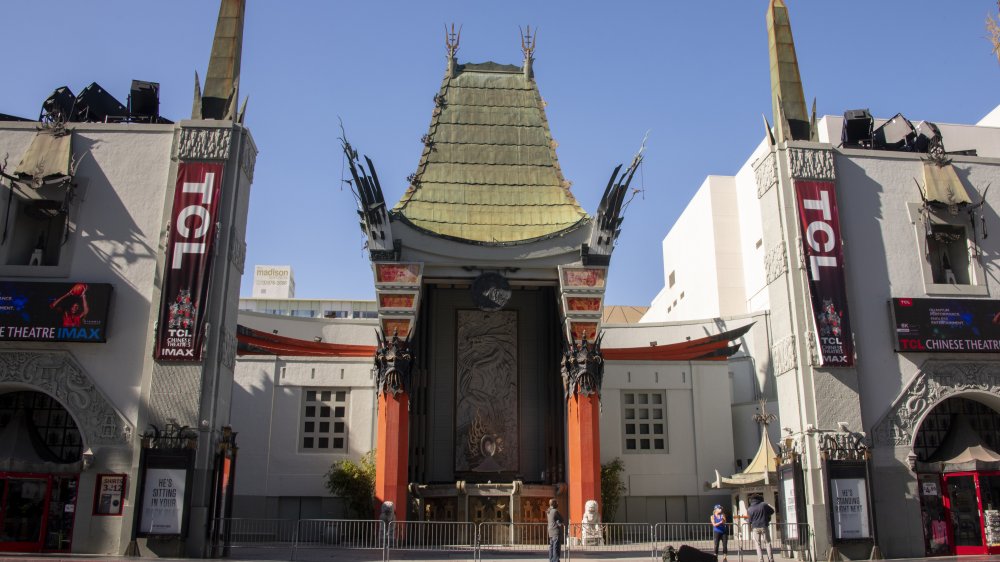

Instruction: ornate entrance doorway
[0,391,82,552]
[914,396,1000,555]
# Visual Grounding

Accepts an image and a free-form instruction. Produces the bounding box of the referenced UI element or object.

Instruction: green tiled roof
[393,62,587,244]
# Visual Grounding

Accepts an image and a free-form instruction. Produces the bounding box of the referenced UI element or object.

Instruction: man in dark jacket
[546,499,564,562]
[746,495,774,562]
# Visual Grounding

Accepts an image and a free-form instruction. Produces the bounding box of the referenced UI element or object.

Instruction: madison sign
[891,297,1000,352]
[154,162,224,360]
[0,281,112,342]
[794,180,855,367]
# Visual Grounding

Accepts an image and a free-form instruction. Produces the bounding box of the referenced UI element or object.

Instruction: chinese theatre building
[329,29,749,526]
[0,0,254,556]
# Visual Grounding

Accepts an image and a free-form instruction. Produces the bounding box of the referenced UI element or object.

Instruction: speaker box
[41,86,75,121]
[129,80,160,121]
[872,113,916,151]
[73,82,127,123]
[841,108,873,148]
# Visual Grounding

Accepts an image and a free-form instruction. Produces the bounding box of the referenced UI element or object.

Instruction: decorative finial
[519,25,537,59]
[445,23,461,78]
[752,399,777,426]
[520,25,536,81]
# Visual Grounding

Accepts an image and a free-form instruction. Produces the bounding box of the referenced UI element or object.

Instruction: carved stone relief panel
[221,330,238,370]
[455,310,518,473]
[229,226,246,273]
[765,241,787,284]
[788,148,835,181]
[871,361,1000,447]
[771,335,797,375]
[0,351,133,446]
[178,127,233,161]
[755,153,778,199]
[240,133,258,181]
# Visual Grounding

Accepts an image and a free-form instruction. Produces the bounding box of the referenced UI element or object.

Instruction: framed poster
[777,460,807,544]
[93,474,126,516]
[830,476,871,540]
[139,467,188,535]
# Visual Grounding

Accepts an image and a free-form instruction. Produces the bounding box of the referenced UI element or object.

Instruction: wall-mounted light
[81,447,95,470]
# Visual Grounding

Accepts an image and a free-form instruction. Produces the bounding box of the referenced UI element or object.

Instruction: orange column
[567,392,601,523]
[374,392,409,521]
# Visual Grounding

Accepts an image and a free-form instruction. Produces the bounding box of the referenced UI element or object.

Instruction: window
[301,388,348,451]
[907,203,987,296]
[668,271,676,288]
[3,195,68,266]
[622,391,667,452]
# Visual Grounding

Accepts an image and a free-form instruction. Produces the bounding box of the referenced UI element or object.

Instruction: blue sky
[4,1,999,306]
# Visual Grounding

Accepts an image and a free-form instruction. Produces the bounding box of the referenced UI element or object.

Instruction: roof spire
[766,0,813,142]
[197,0,246,120]
[520,25,537,81]
[445,23,461,78]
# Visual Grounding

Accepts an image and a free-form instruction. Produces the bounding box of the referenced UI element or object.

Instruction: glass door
[978,473,1000,553]
[944,473,983,555]
[0,475,51,552]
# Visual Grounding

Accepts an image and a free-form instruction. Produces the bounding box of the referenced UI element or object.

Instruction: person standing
[546,498,564,562]
[711,504,728,558]
[746,495,775,562]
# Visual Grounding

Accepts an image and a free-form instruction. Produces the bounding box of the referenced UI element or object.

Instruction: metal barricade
[566,522,655,561]
[735,521,812,562]
[655,522,735,558]
[293,519,385,561]
[477,522,550,560]
[387,520,477,558]
[214,518,298,558]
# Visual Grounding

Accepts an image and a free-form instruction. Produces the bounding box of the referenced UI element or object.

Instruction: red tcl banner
[794,180,855,367]
[155,162,224,361]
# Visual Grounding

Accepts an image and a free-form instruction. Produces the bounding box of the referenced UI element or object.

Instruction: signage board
[140,468,187,535]
[94,474,126,516]
[831,477,870,540]
[891,297,1000,352]
[0,281,112,342]
[793,180,855,367]
[155,162,225,361]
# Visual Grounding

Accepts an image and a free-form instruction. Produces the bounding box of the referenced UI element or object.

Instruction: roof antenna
[520,25,537,81]
[445,23,461,78]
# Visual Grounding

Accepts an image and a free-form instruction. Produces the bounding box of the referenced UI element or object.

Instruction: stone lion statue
[581,499,604,545]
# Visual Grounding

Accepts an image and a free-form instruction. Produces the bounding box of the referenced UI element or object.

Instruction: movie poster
[831,478,870,540]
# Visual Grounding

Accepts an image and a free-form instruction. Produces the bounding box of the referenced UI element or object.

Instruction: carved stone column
[561,337,604,524]
[374,330,413,521]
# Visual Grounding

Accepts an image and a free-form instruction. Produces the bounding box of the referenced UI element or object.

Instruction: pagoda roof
[711,427,779,490]
[392,61,587,244]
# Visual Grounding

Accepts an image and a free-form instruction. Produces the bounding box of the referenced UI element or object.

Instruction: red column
[374,392,409,521]
[567,392,601,523]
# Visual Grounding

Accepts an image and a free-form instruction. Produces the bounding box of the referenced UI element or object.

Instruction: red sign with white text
[794,180,855,367]
[154,162,224,361]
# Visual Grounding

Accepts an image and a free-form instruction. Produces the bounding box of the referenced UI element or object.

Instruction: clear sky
[4,1,999,306]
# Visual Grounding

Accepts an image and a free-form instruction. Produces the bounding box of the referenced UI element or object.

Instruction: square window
[625,409,635,420]
[335,406,345,417]
[640,439,650,450]
[304,437,314,448]
[320,406,331,417]
[318,438,329,448]
[334,437,344,449]
[640,424,649,435]
[638,394,648,405]
[304,422,315,432]
[322,391,332,401]
[305,406,316,417]
[651,394,662,405]
[306,391,317,401]
[626,439,636,450]
[319,421,330,432]
[626,424,636,435]
[624,394,635,405]
[653,424,664,435]
[654,439,665,449]
[334,422,345,433]
[336,391,346,402]
[639,410,649,419]
[621,391,667,454]
[652,410,663,420]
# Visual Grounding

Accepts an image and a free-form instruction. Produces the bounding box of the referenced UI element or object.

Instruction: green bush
[324,450,376,517]
[601,457,627,522]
